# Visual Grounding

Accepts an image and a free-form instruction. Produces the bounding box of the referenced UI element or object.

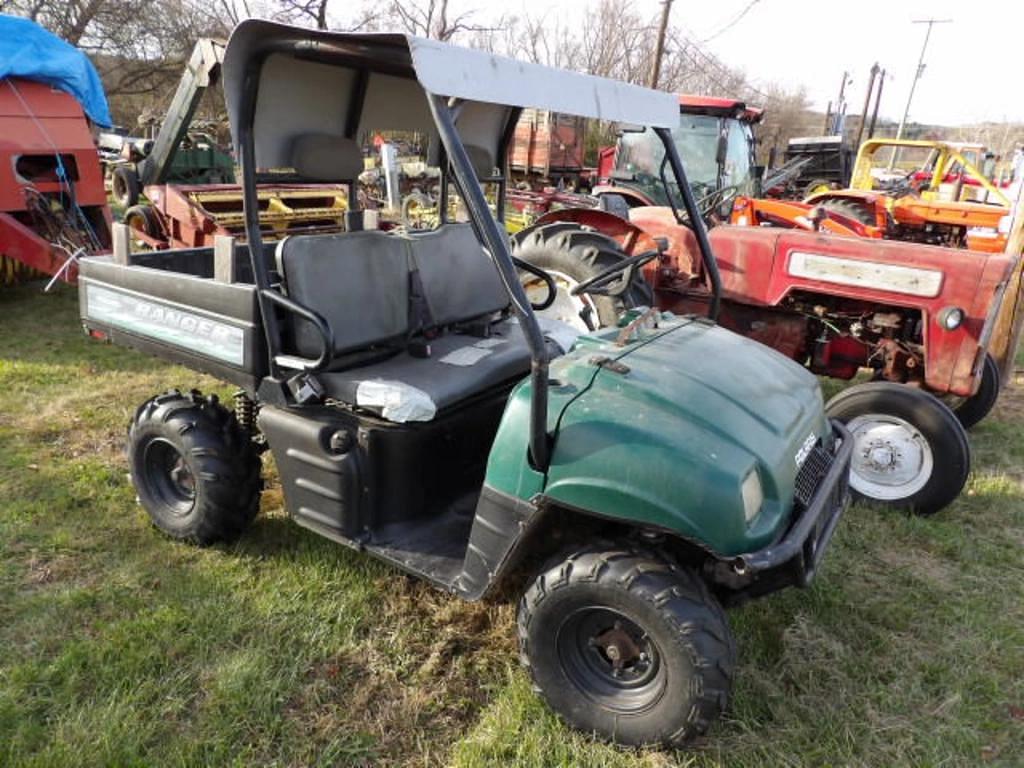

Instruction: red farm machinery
[0,78,111,284]
[114,38,350,251]
[515,93,1024,517]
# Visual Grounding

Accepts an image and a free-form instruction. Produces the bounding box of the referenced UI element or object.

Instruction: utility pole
[854,63,880,149]
[894,18,951,140]
[828,71,852,135]
[867,68,886,139]
[650,0,674,89]
[889,18,951,169]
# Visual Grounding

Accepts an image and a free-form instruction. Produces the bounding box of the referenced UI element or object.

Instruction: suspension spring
[233,390,258,435]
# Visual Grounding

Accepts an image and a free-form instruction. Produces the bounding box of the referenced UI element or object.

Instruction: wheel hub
[556,606,664,713]
[168,458,195,495]
[864,440,902,472]
[846,413,934,500]
[143,438,197,516]
[592,622,647,678]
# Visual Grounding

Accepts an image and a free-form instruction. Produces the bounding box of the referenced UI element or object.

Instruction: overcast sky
[506,0,1020,126]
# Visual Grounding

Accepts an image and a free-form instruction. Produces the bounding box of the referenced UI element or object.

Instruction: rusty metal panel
[508,109,586,176]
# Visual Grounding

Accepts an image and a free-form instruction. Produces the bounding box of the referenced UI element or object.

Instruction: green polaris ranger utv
[78,20,852,747]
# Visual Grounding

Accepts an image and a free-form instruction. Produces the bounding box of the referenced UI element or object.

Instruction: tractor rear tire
[128,390,262,545]
[513,222,654,330]
[819,198,876,227]
[826,382,970,516]
[112,165,141,209]
[518,546,735,747]
[953,353,1001,429]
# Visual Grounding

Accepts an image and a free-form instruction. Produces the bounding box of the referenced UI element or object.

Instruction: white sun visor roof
[222,20,678,170]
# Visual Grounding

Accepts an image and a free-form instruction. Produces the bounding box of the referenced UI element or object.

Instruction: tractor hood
[540,315,830,556]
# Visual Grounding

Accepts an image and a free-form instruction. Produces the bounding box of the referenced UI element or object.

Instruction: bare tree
[754,83,815,162]
[278,0,330,29]
[378,0,501,41]
[4,0,818,149]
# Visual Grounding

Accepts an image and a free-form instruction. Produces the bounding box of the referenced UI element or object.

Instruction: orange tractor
[734,137,1012,253]
[802,138,1011,253]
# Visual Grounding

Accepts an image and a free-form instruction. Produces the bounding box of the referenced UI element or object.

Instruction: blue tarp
[0,14,112,127]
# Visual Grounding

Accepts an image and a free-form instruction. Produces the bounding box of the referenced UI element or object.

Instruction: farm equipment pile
[0,15,112,284]
[112,37,351,251]
[803,138,1011,253]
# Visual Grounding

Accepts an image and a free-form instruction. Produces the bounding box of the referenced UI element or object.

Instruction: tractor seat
[276,223,576,421]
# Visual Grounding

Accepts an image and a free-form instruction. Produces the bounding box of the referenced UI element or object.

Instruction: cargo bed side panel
[79,256,266,391]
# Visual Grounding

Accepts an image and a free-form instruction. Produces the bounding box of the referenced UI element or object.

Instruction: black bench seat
[275,223,577,421]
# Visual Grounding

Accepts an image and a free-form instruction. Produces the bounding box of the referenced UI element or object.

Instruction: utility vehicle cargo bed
[79,243,273,391]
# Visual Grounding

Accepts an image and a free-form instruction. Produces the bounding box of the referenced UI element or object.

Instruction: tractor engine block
[785,293,925,382]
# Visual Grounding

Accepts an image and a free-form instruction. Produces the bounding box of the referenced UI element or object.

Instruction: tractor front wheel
[128,390,262,544]
[951,353,1001,429]
[518,547,735,747]
[802,178,835,198]
[123,204,161,243]
[826,382,970,515]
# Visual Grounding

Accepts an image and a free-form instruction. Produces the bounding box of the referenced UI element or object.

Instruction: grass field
[1,283,1022,767]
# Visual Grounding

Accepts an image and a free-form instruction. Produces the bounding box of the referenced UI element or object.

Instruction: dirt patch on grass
[283,580,518,766]
[19,552,96,594]
[874,547,955,590]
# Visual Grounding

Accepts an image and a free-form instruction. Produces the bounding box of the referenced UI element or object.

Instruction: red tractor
[515,96,1024,516]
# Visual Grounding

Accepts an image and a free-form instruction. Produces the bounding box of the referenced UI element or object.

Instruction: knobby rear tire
[128,389,262,545]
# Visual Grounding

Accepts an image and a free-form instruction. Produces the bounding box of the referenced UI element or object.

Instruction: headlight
[741,468,764,523]
[937,306,965,331]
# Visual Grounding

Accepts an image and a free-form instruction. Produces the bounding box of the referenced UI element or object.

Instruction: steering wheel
[570,249,660,298]
[882,170,927,199]
[696,183,741,221]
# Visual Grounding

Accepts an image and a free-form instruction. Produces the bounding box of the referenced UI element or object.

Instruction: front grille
[795,442,834,507]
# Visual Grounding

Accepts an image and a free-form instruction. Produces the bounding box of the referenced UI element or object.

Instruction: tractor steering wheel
[696,184,741,221]
[884,170,927,199]
[570,249,660,298]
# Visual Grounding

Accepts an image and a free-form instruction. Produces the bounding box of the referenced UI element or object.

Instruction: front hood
[598,316,822,442]
[543,316,829,555]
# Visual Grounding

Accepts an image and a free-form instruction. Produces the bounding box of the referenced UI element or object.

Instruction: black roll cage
[235,39,722,473]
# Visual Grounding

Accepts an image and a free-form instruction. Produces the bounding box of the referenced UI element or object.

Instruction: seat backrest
[277,231,409,357]
[407,223,510,327]
[290,134,364,182]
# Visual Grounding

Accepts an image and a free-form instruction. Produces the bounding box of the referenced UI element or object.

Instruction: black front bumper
[708,420,853,600]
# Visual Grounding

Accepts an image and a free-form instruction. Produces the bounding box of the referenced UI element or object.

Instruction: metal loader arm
[136,38,226,187]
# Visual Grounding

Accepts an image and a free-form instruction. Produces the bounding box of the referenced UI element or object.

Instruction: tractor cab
[598,95,762,211]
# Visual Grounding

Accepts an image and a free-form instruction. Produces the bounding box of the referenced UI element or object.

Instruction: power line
[674,32,769,100]
[894,18,952,139]
[701,0,761,44]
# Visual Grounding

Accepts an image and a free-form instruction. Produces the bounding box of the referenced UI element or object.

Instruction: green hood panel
[485,316,830,557]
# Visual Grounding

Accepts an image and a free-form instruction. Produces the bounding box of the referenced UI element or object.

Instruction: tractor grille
[795,442,834,508]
